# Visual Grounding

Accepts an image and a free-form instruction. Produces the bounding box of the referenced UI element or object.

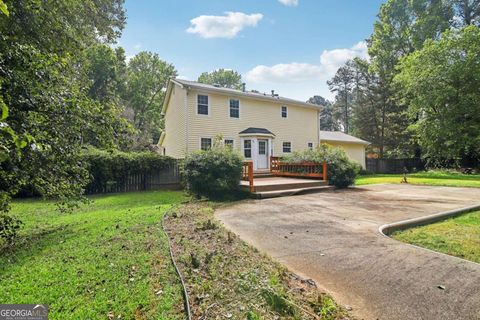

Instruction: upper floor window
[308,142,313,150]
[197,94,209,115]
[281,106,288,118]
[229,99,240,118]
[200,137,212,151]
[283,142,291,153]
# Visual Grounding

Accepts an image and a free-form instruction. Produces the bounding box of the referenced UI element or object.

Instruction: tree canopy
[198,69,243,90]
[395,26,480,166]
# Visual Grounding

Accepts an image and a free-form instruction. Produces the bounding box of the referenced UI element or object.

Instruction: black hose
[162,205,192,320]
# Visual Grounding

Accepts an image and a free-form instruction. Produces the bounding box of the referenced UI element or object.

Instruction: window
[224,139,234,149]
[308,142,313,150]
[283,142,291,153]
[200,138,212,151]
[197,94,209,115]
[281,106,288,118]
[258,140,266,155]
[243,140,252,158]
[229,99,240,118]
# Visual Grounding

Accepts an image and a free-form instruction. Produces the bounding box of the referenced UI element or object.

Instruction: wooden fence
[365,158,424,174]
[85,163,181,194]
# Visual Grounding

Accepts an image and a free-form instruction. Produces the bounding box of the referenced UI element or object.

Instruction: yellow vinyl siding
[162,84,187,158]
[186,90,319,156]
[324,141,366,168]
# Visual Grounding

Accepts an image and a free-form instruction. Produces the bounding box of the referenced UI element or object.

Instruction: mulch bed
[164,202,353,319]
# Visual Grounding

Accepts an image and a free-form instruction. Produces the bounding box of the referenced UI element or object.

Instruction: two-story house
[159,79,368,170]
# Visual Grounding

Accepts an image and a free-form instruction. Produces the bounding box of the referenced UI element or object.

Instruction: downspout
[185,88,189,156]
[317,110,321,146]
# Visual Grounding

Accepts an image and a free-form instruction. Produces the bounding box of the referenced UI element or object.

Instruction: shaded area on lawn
[392,211,480,263]
[164,202,353,319]
[356,170,480,188]
[0,191,186,319]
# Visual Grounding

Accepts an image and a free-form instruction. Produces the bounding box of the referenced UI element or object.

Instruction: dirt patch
[164,202,353,319]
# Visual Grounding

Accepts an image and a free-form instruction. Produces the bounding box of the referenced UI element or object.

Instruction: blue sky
[119,0,385,100]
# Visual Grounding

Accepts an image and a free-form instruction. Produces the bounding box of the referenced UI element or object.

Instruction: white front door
[257,139,268,169]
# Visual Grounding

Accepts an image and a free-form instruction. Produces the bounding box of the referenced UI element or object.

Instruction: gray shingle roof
[239,127,275,136]
[320,131,370,145]
[172,79,320,110]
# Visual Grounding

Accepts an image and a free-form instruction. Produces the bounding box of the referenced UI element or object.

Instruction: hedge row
[81,149,176,194]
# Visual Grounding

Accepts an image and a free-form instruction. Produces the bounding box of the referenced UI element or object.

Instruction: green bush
[283,144,361,188]
[182,144,244,199]
[81,148,176,193]
[0,214,23,247]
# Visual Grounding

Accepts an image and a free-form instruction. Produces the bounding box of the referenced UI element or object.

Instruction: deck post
[323,162,328,181]
[248,161,254,192]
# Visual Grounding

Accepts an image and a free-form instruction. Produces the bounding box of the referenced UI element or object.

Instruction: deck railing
[270,156,327,180]
[242,161,254,192]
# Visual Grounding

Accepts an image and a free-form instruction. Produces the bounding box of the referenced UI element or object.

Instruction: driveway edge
[379,203,480,236]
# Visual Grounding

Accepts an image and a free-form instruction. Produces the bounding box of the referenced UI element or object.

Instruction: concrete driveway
[216,184,480,320]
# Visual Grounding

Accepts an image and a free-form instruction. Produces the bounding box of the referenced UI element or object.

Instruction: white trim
[199,136,213,151]
[241,138,253,159]
[239,132,275,138]
[281,105,288,119]
[228,97,241,119]
[224,138,235,148]
[196,93,210,117]
[282,141,292,153]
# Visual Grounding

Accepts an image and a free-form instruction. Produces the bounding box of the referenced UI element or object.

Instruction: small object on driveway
[284,235,288,239]
[437,285,446,290]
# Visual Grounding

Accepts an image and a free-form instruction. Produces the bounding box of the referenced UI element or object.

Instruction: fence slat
[85,161,181,195]
[366,158,424,174]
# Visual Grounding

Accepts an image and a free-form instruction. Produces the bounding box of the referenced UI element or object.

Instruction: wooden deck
[240,177,330,198]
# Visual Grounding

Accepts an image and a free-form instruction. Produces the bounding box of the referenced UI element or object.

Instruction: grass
[392,211,480,263]
[356,170,480,188]
[0,191,187,319]
[164,203,352,319]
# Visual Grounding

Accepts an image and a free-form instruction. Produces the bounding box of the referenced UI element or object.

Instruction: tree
[125,52,177,149]
[395,26,480,166]
[307,96,341,131]
[327,61,356,133]
[0,0,126,214]
[451,0,480,27]
[198,69,243,90]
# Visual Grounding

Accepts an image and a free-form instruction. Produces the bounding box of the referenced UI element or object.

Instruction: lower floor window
[201,138,212,151]
[308,142,313,150]
[224,139,234,148]
[243,140,252,158]
[283,142,291,153]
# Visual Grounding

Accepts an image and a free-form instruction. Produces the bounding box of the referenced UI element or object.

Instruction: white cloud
[133,43,142,50]
[186,12,263,39]
[244,41,368,100]
[278,0,299,6]
[245,63,322,83]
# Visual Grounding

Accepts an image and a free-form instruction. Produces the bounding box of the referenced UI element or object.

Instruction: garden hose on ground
[162,205,192,320]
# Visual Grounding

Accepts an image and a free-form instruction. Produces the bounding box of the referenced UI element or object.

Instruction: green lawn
[356,170,480,188]
[392,211,480,263]
[0,191,186,319]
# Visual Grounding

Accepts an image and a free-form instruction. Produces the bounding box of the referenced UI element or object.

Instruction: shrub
[80,148,176,193]
[283,144,361,188]
[182,144,243,199]
[0,214,23,247]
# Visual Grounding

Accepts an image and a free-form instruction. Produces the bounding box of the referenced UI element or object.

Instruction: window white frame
[199,137,212,151]
[224,138,235,149]
[307,142,313,150]
[229,98,240,119]
[196,93,210,116]
[281,105,288,118]
[282,141,292,153]
[243,139,252,159]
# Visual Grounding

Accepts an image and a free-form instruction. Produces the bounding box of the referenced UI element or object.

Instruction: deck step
[253,186,334,199]
[253,173,275,178]
[252,180,328,192]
